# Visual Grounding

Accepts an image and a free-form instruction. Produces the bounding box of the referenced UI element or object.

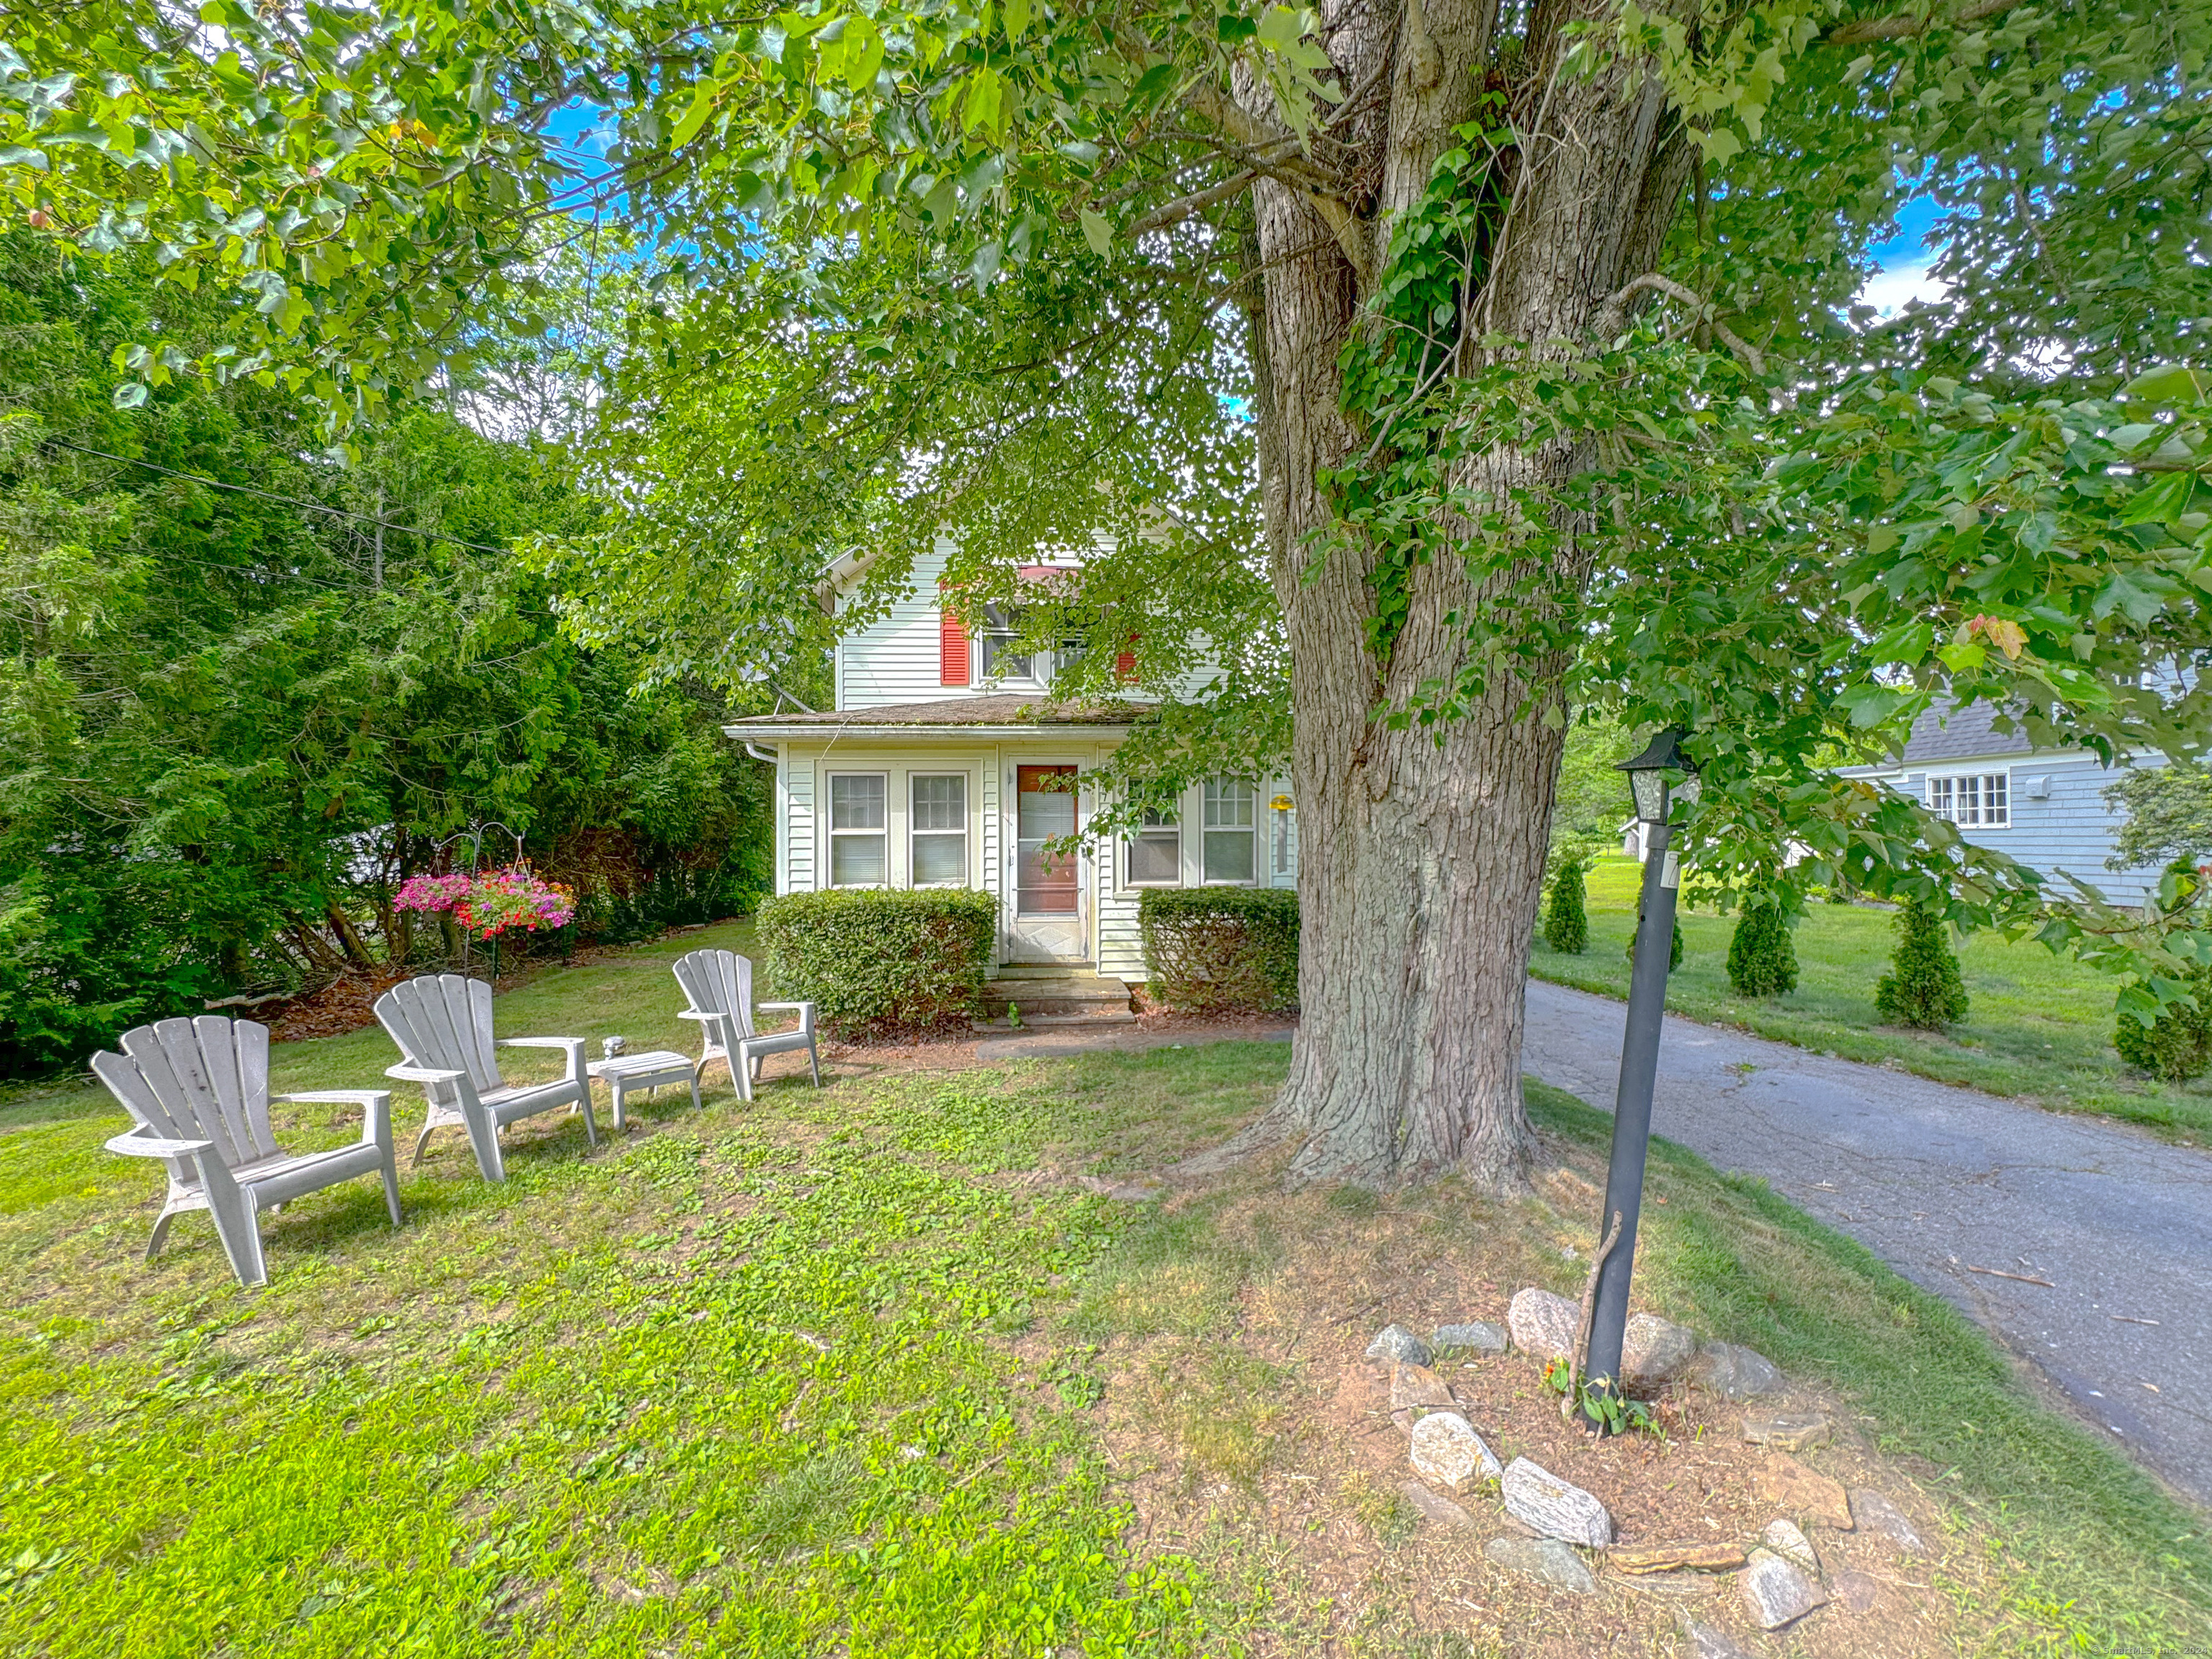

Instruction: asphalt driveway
[1523,976,2212,1507]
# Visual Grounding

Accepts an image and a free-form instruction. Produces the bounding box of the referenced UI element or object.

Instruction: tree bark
[1232,2,1694,1189]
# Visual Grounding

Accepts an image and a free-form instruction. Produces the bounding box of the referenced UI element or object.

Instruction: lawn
[1532,856,2212,1141]
[3,929,2207,1656]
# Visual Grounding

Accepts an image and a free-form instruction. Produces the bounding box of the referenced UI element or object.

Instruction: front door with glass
[1009,764,1085,963]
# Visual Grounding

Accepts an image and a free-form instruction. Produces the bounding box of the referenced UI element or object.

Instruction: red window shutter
[1115,633,1138,683]
[939,606,971,685]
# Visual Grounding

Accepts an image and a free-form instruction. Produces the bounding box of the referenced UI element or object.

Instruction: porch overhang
[725,692,1150,745]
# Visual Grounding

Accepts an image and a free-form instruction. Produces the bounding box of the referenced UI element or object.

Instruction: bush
[1625,914,1685,971]
[1139,887,1299,1014]
[1726,897,1799,997]
[758,889,997,1040]
[1543,858,1588,954]
[1874,899,1969,1030]
[2116,963,2212,1083]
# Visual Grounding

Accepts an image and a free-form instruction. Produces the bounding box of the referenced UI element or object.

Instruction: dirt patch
[1076,1129,2013,1657]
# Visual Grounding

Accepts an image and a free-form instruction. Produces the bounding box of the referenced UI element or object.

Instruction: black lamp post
[1583,726,1693,1430]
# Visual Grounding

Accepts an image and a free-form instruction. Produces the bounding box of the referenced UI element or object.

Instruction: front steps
[977,966,1136,1029]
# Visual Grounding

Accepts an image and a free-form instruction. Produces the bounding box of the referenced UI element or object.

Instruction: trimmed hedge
[1139,887,1300,1014]
[758,889,997,1040]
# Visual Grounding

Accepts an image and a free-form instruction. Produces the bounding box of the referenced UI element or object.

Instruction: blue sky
[1861,194,1948,315]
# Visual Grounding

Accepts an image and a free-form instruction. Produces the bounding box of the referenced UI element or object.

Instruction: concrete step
[992,963,1102,979]
[981,975,1134,1018]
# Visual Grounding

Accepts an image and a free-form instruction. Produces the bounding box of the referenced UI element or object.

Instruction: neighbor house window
[1202,780,1257,883]
[827,773,888,885]
[909,773,968,886]
[1928,770,2010,828]
[1126,809,1181,886]
[979,601,1040,684]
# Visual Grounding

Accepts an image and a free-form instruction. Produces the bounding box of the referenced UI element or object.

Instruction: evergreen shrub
[1874,899,1969,1030]
[1726,898,1799,997]
[2115,963,2212,1083]
[758,889,997,1039]
[1138,887,1300,1013]
[1543,858,1588,954]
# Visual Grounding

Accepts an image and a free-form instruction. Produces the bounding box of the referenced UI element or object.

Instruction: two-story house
[724,540,1297,994]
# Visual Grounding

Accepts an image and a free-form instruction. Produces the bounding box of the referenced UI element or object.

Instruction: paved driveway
[1522,977,2212,1506]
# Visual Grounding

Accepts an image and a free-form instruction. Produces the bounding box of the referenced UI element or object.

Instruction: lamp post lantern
[1582,727,1693,1431]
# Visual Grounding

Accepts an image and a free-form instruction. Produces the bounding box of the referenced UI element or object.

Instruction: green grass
[1531,855,2212,1141]
[2,930,2206,1655]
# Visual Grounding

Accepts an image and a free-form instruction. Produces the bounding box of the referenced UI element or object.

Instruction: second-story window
[827,773,888,885]
[1928,770,2010,828]
[1202,780,1257,884]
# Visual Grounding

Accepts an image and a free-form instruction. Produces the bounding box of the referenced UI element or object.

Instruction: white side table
[586,1051,700,1130]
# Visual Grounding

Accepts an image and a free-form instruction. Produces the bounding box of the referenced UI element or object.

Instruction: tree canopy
[6,0,2210,1136]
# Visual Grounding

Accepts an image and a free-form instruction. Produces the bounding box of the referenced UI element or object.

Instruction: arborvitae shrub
[2116,963,2212,1083]
[1726,899,1799,997]
[1543,858,1588,954]
[1874,899,1969,1030]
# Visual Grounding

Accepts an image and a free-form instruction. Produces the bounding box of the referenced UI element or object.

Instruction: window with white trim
[1125,809,1181,886]
[909,773,968,886]
[1927,770,2010,828]
[827,773,888,885]
[1201,780,1258,884]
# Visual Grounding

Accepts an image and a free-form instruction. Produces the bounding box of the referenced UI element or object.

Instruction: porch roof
[725,693,1151,742]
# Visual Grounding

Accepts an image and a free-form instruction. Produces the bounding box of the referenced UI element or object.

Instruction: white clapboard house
[726,541,1295,1014]
[1842,699,2172,902]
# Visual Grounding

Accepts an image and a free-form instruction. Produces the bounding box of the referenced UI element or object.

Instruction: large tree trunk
[1233,1,1694,1189]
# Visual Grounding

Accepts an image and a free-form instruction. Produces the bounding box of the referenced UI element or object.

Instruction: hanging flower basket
[397,866,575,941]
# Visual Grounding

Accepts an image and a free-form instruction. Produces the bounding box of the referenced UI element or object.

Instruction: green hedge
[758,889,997,1040]
[1138,887,1299,1014]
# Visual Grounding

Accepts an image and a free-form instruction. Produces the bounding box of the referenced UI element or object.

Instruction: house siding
[1860,750,2168,903]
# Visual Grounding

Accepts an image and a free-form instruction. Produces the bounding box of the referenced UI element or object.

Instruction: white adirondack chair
[93,1016,399,1287]
[672,948,820,1101]
[373,974,594,1182]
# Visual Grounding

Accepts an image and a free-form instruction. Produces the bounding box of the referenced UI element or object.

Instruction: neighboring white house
[1843,699,2170,902]
[726,539,1295,981]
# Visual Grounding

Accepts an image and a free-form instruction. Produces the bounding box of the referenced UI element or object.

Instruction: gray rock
[1758,1518,1818,1575]
[1408,1411,1503,1492]
[1508,1287,1581,1362]
[1398,1480,1476,1529]
[1366,1323,1432,1366]
[1483,1535,1596,1595]
[1691,1341,1785,1401]
[1678,1616,1762,1659]
[1621,1312,1700,1390]
[1501,1456,1614,1546]
[1848,1488,1926,1554]
[1433,1320,1509,1356]
[1740,1548,1825,1629]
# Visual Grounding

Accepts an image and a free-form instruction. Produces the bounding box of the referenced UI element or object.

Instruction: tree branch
[1821,0,2024,47]
[1599,273,1767,377]
[1128,170,1262,235]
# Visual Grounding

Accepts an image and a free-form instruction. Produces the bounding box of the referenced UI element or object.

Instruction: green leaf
[112,382,148,408]
[1079,209,1112,258]
[670,85,718,147]
[2123,365,2212,405]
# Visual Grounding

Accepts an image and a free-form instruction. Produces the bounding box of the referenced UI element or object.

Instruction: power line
[40,437,516,557]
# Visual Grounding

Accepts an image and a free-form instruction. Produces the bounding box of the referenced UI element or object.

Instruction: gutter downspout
[744,742,778,764]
